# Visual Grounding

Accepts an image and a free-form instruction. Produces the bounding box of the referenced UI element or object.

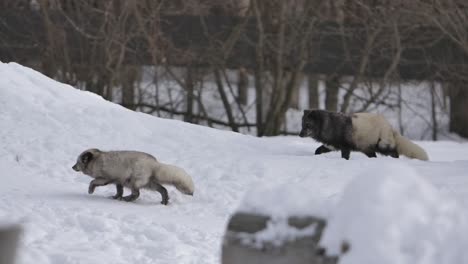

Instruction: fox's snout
[72,164,79,171]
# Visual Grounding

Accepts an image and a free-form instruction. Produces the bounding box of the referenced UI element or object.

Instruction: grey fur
[72,149,195,205]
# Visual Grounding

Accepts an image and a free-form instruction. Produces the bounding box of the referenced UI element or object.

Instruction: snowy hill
[1,62,468,264]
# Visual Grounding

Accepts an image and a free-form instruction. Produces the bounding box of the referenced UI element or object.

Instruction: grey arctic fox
[72,149,194,205]
[299,109,429,161]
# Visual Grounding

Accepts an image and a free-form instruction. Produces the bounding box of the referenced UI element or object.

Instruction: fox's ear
[81,152,93,164]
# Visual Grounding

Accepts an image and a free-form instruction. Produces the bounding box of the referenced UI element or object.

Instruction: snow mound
[237,182,335,218]
[320,163,468,264]
[237,218,319,249]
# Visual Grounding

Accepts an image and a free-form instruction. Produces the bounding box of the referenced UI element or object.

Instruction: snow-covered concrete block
[222,212,337,264]
[0,225,21,264]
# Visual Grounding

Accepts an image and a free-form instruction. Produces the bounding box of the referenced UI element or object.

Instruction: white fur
[153,162,195,195]
[351,113,396,151]
[394,132,429,161]
[351,113,428,160]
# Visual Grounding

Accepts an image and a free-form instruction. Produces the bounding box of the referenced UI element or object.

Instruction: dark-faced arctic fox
[299,109,429,161]
[72,149,194,205]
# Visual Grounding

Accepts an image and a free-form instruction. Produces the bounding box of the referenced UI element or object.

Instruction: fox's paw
[111,195,122,200]
[122,195,137,202]
[161,199,169,205]
[88,185,95,194]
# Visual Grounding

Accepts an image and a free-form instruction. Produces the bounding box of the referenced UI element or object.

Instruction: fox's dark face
[72,151,94,172]
[299,110,321,138]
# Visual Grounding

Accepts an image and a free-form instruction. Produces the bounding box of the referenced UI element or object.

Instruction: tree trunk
[263,70,303,136]
[237,67,248,105]
[122,66,138,110]
[215,69,239,132]
[254,69,264,136]
[430,82,438,141]
[325,75,340,112]
[184,67,195,123]
[308,74,319,109]
[253,0,265,136]
[397,84,404,135]
[449,82,468,138]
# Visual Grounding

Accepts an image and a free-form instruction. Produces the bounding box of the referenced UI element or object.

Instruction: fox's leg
[376,143,399,158]
[315,145,333,155]
[341,149,351,160]
[88,178,112,194]
[155,183,169,205]
[112,184,124,200]
[364,152,377,158]
[122,188,140,202]
[389,149,399,158]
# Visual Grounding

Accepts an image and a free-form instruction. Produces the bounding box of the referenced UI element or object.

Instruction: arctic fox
[72,149,194,205]
[299,109,429,160]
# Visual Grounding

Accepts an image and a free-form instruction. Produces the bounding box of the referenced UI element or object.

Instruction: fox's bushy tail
[152,163,195,195]
[393,131,429,161]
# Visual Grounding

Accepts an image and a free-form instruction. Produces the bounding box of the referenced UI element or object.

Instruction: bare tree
[237,67,248,105]
[325,75,340,111]
[419,0,468,137]
[308,74,319,109]
[3,0,468,139]
[251,0,320,136]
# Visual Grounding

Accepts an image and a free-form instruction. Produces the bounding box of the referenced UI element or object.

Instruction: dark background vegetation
[1,0,468,138]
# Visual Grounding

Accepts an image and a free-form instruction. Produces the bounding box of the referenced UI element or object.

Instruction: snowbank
[236,163,468,264]
[320,163,468,264]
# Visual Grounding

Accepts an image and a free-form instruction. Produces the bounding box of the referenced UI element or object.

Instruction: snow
[319,163,468,264]
[237,219,319,249]
[1,61,468,264]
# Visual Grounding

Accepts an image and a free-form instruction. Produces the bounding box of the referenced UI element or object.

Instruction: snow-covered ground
[1,62,468,264]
